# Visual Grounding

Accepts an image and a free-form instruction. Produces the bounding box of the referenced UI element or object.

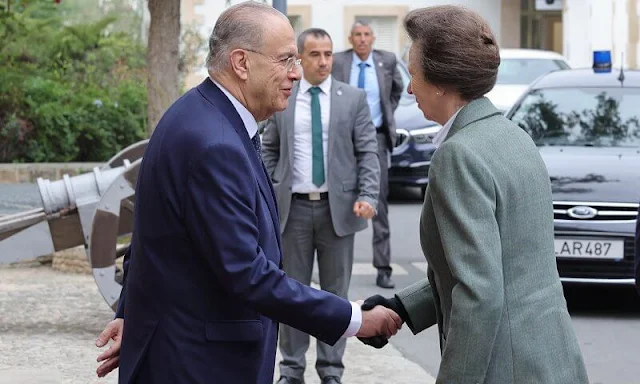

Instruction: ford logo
[567,206,598,219]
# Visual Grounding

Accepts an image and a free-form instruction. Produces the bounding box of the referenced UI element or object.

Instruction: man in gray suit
[332,20,403,289]
[262,28,380,384]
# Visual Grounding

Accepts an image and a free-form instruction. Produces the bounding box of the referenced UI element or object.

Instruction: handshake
[354,295,410,349]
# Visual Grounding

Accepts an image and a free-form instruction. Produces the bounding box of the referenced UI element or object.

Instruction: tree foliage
[0,0,148,162]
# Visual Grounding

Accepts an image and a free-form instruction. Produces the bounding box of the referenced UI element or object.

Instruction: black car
[389,60,439,195]
[506,66,640,285]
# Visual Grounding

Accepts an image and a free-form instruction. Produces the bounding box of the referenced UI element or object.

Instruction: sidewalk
[0,266,435,384]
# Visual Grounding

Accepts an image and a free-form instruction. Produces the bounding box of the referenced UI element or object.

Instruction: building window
[353,16,398,54]
[288,15,303,38]
[520,0,562,53]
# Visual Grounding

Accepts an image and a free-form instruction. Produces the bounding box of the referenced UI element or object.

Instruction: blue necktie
[308,86,324,187]
[251,133,261,159]
[357,62,367,89]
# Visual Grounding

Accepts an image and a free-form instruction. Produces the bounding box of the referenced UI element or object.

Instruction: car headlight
[409,126,440,144]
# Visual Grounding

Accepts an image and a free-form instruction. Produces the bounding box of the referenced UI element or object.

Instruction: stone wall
[3,246,124,275]
[0,163,101,183]
[52,246,92,274]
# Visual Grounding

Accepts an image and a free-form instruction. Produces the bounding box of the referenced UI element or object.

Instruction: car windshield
[496,59,569,85]
[510,87,640,147]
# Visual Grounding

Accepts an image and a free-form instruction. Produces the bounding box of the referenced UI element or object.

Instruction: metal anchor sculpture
[0,140,149,311]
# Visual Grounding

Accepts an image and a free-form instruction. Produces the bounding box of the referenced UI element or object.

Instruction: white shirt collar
[299,75,332,95]
[212,79,259,139]
[433,107,463,149]
[352,51,374,67]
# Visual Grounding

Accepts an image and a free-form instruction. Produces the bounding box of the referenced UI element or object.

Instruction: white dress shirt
[292,76,331,194]
[433,107,463,149]
[213,79,258,139]
[349,52,383,128]
[213,78,362,338]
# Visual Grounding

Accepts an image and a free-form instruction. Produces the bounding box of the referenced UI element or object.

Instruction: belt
[293,192,329,201]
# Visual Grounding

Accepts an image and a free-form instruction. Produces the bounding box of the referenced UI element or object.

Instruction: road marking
[351,262,408,275]
[412,262,428,274]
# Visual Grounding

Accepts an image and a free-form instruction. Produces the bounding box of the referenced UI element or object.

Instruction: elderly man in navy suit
[93,3,401,384]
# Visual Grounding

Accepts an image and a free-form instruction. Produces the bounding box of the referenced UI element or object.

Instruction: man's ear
[229,49,249,81]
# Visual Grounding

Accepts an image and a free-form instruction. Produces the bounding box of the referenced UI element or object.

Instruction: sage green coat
[396,97,589,384]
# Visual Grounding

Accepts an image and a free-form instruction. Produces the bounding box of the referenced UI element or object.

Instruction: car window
[510,87,640,147]
[497,59,569,85]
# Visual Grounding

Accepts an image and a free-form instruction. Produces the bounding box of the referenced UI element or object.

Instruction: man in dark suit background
[332,20,404,289]
[93,3,401,383]
[262,28,380,384]
[635,202,639,294]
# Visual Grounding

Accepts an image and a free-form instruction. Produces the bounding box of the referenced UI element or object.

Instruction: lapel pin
[378,62,383,67]
[336,89,343,96]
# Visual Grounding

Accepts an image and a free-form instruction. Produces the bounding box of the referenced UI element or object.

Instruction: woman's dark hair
[404,5,500,101]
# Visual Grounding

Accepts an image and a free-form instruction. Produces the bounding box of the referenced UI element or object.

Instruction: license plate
[554,238,624,260]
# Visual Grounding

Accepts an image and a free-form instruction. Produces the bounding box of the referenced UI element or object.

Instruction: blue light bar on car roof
[593,50,612,73]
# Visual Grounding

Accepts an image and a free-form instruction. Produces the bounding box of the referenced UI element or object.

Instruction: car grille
[553,201,639,221]
[395,129,410,148]
[556,237,635,279]
[389,167,428,177]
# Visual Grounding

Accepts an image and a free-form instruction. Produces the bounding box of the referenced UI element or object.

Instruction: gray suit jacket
[396,98,589,384]
[261,78,380,237]
[331,49,403,151]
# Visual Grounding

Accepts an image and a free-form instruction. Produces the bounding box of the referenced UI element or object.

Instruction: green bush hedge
[0,1,148,162]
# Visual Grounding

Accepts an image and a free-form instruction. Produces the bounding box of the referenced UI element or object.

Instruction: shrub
[0,0,148,162]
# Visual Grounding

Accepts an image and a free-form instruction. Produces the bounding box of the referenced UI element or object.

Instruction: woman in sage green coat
[361,5,589,384]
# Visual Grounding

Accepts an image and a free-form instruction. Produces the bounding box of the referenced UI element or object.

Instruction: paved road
[1,183,639,383]
[0,268,435,384]
[0,183,41,215]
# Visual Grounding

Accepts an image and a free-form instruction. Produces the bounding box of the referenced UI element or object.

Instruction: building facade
[179,0,640,89]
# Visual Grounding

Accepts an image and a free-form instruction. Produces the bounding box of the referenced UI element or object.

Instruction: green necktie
[309,86,325,187]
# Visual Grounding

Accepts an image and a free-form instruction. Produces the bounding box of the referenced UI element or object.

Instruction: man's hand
[355,305,402,339]
[95,318,124,378]
[353,201,375,220]
[361,294,410,323]
[358,295,411,349]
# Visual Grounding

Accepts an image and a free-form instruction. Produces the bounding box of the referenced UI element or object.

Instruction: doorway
[520,0,563,53]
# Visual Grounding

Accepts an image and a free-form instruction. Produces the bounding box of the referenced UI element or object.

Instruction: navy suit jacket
[115,78,352,384]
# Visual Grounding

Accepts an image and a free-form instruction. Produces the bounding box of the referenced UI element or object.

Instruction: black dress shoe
[321,376,341,384]
[276,376,304,384]
[376,272,395,289]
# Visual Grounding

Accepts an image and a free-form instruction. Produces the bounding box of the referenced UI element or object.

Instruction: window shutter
[355,16,398,54]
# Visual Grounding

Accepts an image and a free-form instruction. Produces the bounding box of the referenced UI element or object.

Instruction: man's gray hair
[350,19,375,35]
[206,1,286,73]
[297,28,332,54]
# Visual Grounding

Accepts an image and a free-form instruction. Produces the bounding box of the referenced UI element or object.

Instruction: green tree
[0,0,148,162]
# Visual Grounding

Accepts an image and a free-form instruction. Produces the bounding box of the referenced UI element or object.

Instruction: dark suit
[115,78,352,384]
[332,49,403,277]
[635,202,639,294]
